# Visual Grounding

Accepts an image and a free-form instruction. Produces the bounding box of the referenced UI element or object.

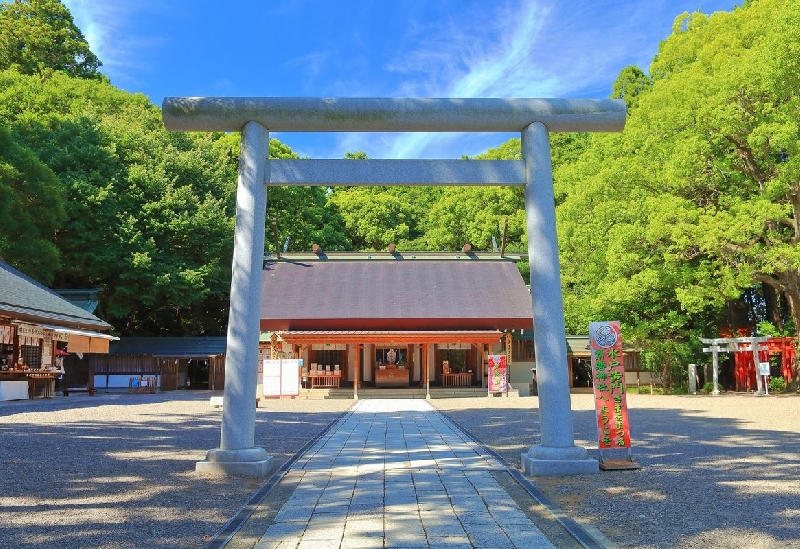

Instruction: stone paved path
[254,399,555,548]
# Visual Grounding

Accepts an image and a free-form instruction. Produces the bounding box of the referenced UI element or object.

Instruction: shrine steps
[293,387,518,400]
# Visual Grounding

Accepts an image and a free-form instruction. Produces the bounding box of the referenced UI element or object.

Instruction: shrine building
[257,248,533,393]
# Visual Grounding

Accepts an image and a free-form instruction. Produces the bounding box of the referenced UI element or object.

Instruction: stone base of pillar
[196,447,274,477]
[521,445,599,476]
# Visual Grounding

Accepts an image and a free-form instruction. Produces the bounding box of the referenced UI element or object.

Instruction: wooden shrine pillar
[353,344,361,400]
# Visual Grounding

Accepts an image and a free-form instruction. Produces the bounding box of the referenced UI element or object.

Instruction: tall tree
[647,2,800,346]
[555,0,800,385]
[0,71,236,335]
[0,0,102,78]
[326,151,435,251]
[328,187,415,250]
[0,124,65,282]
[611,65,652,111]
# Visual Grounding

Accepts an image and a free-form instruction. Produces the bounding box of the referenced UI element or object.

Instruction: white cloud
[337,0,737,159]
[339,0,559,159]
[63,0,165,89]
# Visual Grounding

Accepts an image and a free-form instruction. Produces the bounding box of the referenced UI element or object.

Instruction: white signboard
[280,359,300,396]
[262,359,282,397]
[262,359,300,397]
[758,362,770,376]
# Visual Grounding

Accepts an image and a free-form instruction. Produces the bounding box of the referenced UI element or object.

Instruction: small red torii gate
[719,329,795,391]
[732,337,795,391]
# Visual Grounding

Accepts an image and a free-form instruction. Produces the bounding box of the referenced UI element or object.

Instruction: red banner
[590,321,632,449]
[487,354,507,393]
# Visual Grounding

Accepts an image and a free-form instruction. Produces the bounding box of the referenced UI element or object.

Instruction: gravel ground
[433,391,800,549]
[0,391,352,549]
[1,390,798,548]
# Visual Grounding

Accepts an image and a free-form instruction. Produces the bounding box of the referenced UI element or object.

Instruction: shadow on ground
[438,397,800,548]
[0,392,349,549]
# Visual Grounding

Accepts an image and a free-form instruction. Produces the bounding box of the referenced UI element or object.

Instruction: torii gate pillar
[196,121,273,476]
[520,122,598,475]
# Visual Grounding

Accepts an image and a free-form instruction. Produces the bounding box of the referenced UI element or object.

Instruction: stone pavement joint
[252,399,556,549]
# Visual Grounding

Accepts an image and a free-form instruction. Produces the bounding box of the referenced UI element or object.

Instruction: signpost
[758,361,771,395]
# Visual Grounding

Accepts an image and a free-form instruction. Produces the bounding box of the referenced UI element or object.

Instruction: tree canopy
[2,0,798,385]
[0,0,102,78]
[0,123,65,282]
[555,0,800,385]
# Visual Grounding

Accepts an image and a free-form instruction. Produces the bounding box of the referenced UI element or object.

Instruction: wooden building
[0,260,117,400]
[107,337,227,391]
[257,251,533,393]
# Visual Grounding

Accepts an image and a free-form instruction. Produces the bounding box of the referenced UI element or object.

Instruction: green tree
[555,0,800,386]
[423,186,525,251]
[327,187,414,250]
[0,0,102,78]
[326,150,436,251]
[0,71,236,335]
[646,1,800,363]
[611,65,652,111]
[0,123,65,282]
[422,134,589,255]
[0,68,351,334]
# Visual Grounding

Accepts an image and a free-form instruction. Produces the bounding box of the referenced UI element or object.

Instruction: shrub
[769,376,786,392]
[627,384,663,395]
[703,382,715,393]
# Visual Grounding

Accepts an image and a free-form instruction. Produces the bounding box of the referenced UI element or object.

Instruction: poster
[589,321,632,449]
[280,359,300,396]
[487,354,507,393]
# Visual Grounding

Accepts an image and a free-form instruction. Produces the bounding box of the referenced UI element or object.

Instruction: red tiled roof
[260,259,533,331]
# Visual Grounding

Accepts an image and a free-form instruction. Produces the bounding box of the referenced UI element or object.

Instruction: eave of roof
[278,330,505,345]
[266,251,528,262]
[0,261,111,331]
[109,337,227,356]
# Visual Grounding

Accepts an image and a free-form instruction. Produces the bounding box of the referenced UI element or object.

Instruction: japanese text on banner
[589,321,632,449]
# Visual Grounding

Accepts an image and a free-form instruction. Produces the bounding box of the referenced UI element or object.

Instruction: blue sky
[63,0,739,160]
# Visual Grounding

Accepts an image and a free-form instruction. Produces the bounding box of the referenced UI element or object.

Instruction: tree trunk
[762,282,783,331]
[783,275,800,389]
[726,298,751,336]
[661,347,673,391]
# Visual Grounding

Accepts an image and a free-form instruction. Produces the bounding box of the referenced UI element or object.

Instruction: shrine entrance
[274,330,505,398]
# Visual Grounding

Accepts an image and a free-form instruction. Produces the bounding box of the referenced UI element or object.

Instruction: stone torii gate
[700,336,770,395]
[162,97,626,476]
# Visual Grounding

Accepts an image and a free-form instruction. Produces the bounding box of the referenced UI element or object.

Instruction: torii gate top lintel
[162,96,626,134]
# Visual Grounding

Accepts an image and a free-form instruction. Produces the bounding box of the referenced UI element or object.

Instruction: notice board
[262,359,301,398]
